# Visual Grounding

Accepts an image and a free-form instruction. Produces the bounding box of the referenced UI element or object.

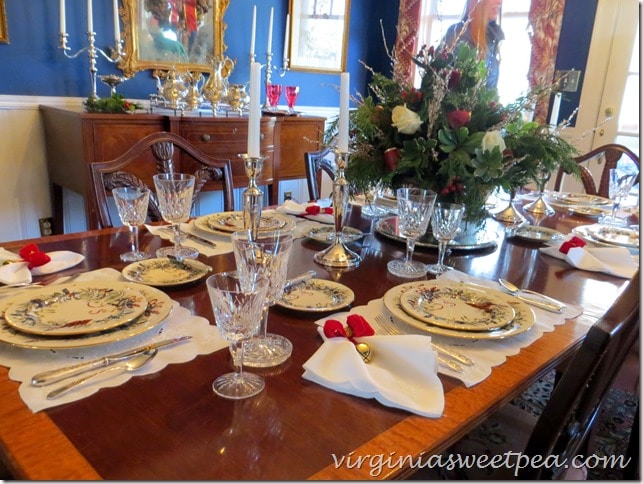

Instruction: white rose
[391,104,422,135]
[481,130,506,153]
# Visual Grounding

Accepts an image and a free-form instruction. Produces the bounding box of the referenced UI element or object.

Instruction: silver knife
[183,231,218,248]
[30,336,192,387]
[283,270,317,291]
[513,295,564,313]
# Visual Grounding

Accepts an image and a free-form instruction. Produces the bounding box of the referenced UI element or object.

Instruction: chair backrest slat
[304,147,337,201]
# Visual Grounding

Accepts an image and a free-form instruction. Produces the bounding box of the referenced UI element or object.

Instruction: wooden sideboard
[40,106,325,233]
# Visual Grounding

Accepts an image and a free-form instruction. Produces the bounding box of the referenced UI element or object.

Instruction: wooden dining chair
[89,131,235,229]
[304,146,337,201]
[553,143,640,198]
[413,272,640,480]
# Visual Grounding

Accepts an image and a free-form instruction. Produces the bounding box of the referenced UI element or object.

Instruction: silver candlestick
[240,154,266,240]
[313,151,362,268]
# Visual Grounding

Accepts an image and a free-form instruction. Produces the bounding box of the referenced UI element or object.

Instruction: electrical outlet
[39,217,54,236]
[284,191,293,201]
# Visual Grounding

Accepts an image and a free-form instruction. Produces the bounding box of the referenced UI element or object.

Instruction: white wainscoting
[0,95,337,243]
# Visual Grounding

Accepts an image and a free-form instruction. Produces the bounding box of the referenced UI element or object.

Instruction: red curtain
[394,0,422,83]
[527,0,566,123]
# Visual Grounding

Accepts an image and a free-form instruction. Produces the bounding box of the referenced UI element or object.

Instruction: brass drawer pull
[201,134,211,142]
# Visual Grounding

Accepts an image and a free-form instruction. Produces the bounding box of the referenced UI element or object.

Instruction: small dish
[547,192,610,206]
[277,279,355,312]
[567,206,611,219]
[585,225,639,248]
[122,257,212,287]
[3,282,148,336]
[307,226,365,244]
[512,225,564,243]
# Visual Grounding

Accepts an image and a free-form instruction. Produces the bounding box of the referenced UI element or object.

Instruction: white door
[557,0,639,192]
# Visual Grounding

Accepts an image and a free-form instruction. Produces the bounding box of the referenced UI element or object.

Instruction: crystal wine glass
[285,85,299,113]
[599,169,637,227]
[387,187,437,278]
[232,229,294,368]
[206,272,269,399]
[112,187,151,262]
[427,202,465,275]
[266,83,282,111]
[153,173,199,260]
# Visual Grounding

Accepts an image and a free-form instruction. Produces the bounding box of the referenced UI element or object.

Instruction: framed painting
[0,0,8,44]
[288,0,350,73]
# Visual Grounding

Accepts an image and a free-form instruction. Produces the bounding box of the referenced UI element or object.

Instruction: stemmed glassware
[387,187,437,278]
[285,85,299,113]
[206,272,269,399]
[231,229,294,367]
[427,202,465,275]
[153,173,199,260]
[599,168,637,227]
[266,83,282,111]
[112,187,151,262]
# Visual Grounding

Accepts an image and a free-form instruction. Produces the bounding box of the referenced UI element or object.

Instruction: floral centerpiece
[84,94,142,114]
[338,42,580,222]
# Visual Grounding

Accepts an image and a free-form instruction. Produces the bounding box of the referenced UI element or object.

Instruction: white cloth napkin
[0,268,229,412]
[539,240,638,279]
[146,223,232,256]
[276,200,335,224]
[303,326,444,417]
[0,248,85,285]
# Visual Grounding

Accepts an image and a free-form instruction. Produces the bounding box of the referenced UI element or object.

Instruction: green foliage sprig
[84,94,143,114]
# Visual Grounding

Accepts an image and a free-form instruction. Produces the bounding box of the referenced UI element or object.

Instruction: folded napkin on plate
[145,223,232,257]
[539,236,637,279]
[302,316,444,417]
[276,200,335,224]
[0,246,85,285]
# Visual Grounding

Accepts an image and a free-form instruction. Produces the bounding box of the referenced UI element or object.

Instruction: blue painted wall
[0,0,595,113]
[0,0,399,107]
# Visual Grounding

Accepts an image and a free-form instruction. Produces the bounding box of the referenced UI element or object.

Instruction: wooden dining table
[0,199,634,480]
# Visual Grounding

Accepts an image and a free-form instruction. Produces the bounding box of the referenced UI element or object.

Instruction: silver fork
[373,314,474,367]
[372,315,467,372]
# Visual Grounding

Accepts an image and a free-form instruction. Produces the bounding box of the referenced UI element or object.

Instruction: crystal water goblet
[231,229,294,368]
[387,187,437,278]
[599,169,637,227]
[206,272,269,399]
[427,202,465,275]
[285,85,299,113]
[112,187,151,262]
[153,173,199,260]
[266,83,282,111]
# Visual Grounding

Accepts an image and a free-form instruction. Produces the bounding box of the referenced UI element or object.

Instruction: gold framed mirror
[118,0,230,77]
[0,0,8,44]
[288,0,350,73]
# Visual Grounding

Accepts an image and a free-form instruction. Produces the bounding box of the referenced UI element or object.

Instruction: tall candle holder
[313,151,362,268]
[59,32,125,101]
[240,154,266,240]
[262,52,288,110]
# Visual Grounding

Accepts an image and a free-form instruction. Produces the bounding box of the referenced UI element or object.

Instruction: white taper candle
[60,0,66,35]
[248,61,262,158]
[338,72,350,152]
[267,7,274,54]
[283,13,290,64]
[250,5,256,57]
[87,0,93,32]
[113,0,121,43]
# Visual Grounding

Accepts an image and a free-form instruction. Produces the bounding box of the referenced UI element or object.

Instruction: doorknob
[604,106,614,117]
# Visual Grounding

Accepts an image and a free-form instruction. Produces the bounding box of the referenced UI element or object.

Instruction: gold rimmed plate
[2,282,148,336]
[277,279,355,312]
[398,281,516,331]
[206,211,295,234]
[585,225,639,248]
[0,283,173,349]
[122,257,212,287]
[546,191,611,206]
[512,225,564,243]
[383,282,535,340]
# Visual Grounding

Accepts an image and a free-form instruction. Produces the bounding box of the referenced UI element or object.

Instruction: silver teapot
[161,67,187,110]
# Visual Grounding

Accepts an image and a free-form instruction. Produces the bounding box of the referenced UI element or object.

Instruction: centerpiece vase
[493,188,526,224]
[313,151,361,268]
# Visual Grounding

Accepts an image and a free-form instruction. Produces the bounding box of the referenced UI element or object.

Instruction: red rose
[384,147,400,171]
[447,109,471,129]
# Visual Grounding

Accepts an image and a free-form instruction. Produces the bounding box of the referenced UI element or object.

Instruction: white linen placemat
[312,270,586,388]
[0,268,228,412]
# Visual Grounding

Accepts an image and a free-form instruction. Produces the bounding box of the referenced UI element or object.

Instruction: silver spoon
[498,278,565,313]
[46,349,158,399]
